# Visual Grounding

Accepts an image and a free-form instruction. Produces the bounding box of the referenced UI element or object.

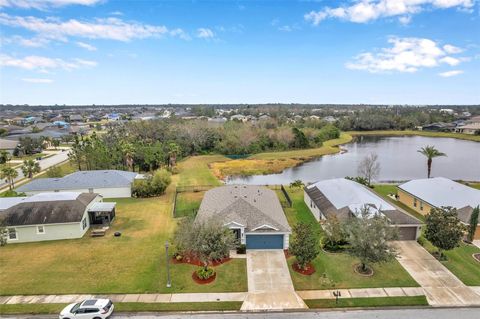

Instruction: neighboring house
[455,122,480,134]
[0,192,116,244]
[0,138,19,154]
[398,177,480,239]
[195,185,291,249]
[17,170,141,198]
[304,178,422,240]
[422,122,455,132]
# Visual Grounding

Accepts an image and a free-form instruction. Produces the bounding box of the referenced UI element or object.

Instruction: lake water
[226,135,480,185]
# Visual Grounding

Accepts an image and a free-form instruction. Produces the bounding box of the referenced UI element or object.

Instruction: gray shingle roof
[17,170,138,192]
[196,185,291,233]
[2,192,98,226]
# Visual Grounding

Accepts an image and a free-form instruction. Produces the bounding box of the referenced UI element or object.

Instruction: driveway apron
[241,250,307,311]
[394,241,480,306]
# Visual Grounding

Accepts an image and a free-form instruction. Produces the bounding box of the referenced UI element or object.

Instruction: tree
[173,217,237,270]
[0,224,7,247]
[121,142,135,171]
[289,222,320,270]
[345,206,398,273]
[45,165,63,178]
[417,145,446,178]
[292,127,309,149]
[21,159,41,178]
[0,166,18,190]
[51,139,60,150]
[467,206,479,243]
[357,153,380,186]
[425,206,465,259]
[0,150,11,164]
[322,215,348,252]
[289,180,304,189]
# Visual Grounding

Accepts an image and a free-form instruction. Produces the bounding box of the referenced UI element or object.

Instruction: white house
[0,192,116,244]
[17,170,141,198]
[304,178,422,240]
[195,185,291,249]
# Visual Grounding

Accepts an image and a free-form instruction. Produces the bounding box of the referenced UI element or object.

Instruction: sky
[0,0,479,105]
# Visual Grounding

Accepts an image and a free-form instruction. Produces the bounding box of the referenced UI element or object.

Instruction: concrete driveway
[473,240,480,249]
[394,241,480,306]
[241,250,307,311]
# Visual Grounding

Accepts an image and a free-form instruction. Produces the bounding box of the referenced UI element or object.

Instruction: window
[420,201,424,211]
[85,308,99,313]
[88,188,94,193]
[82,218,87,230]
[8,228,17,240]
[37,226,45,234]
[413,198,417,207]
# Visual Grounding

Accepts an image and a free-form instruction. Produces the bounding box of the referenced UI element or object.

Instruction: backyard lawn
[174,191,205,218]
[0,189,247,295]
[283,187,419,290]
[372,184,425,222]
[176,155,228,187]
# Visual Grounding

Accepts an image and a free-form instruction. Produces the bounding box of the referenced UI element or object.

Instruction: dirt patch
[473,253,480,263]
[353,263,374,277]
[292,262,316,276]
[192,271,217,284]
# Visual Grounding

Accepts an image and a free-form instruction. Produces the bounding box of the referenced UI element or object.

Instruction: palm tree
[21,159,41,179]
[0,150,11,164]
[1,166,18,190]
[121,142,135,171]
[167,142,181,169]
[417,145,447,178]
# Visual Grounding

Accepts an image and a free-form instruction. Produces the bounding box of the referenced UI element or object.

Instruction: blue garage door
[246,235,284,249]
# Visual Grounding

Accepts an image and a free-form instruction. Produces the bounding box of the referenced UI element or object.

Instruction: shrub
[196,267,215,280]
[45,166,63,178]
[132,169,171,198]
[289,222,320,270]
[236,244,246,254]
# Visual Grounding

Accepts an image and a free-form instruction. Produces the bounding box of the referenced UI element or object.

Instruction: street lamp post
[165,240,171,288]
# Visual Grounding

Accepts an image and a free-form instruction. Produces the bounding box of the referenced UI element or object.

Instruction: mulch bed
[473,253,480,263]
[292,262,316,276]
[353,263,374,277]
[192,271,216,284]
[172,255,231,267]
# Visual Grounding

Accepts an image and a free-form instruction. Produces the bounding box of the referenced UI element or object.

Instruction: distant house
[17,170,141,198]
[398,177,480,239]
[304,178,422,240]
[0,192,116,244]
[323,116,337,123]
[455,123,480,135]
[421,122,455,132]
[195,185,291,249]
[230,114,247,122]
[0,138,19,154]
[69,114,84,123]
[208,117,227,124]
[439,108,455,115]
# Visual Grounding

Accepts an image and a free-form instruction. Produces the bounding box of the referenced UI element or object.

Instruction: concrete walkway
[298,287,425,300]
[394,241,480,307]
[241,250,307,311]
[473,240,480,249]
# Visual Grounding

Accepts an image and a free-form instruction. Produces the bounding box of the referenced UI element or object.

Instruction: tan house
[398,177,480,239]
[455,122,480,134]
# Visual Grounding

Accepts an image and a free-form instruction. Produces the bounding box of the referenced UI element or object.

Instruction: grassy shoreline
[348,130,480,142]
[210,133,353,179]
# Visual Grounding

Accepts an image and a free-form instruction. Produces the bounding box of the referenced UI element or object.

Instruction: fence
[280,185,293,208]
[176,184,217,193]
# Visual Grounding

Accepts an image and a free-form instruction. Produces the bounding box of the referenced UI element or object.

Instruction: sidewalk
[298,287,425,300]
[0,287,428,306]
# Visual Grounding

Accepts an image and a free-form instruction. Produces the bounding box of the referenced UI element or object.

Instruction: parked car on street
[59,299,114,319]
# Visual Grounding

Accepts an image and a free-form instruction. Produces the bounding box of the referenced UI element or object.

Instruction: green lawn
[174,191,205,218]
[0,193,247,295]
[284,188,419,290]
[176,155,228,186]
[420,239,480,286]
[0,302,243,315]
[305,296,428,309]
[372,184,425,222]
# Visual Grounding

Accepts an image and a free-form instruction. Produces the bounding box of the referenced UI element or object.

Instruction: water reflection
[226,136,480,185]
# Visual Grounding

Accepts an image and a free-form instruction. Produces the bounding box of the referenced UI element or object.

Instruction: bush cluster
[132,169,171,198]
[196,267,215,280]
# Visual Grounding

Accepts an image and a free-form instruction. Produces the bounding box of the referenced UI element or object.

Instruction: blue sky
[0,0,479,105]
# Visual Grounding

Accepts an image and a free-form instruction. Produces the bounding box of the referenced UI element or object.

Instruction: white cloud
[76,41,97,51]
[345,37,466,73]
[0,54,97,71]
[443,44,463,54]
[197,28,215,39]
[305,0,475,25]
[1,35,50,47]
[398,15,412,25]
[22,78,53,83]
[0,0,101,9]
[0,13,185,42]
[438,70,464,77]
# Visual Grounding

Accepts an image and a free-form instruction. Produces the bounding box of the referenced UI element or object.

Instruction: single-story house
[0,192,116,243]
[17,170,141,198]
[0,138,19,154]
[195,185,291,250]
[398,177,480,239]
[422,122,456,132]
[455,122,480,134]
[304,178,422,240]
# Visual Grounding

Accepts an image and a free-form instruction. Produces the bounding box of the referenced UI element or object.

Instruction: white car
[59,299,114,319]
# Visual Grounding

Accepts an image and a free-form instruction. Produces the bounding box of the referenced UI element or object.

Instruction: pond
[226,135,480,185]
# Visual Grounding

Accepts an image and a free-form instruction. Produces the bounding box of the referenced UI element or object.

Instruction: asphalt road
[0,150,70,190]
[3,308,480,319]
